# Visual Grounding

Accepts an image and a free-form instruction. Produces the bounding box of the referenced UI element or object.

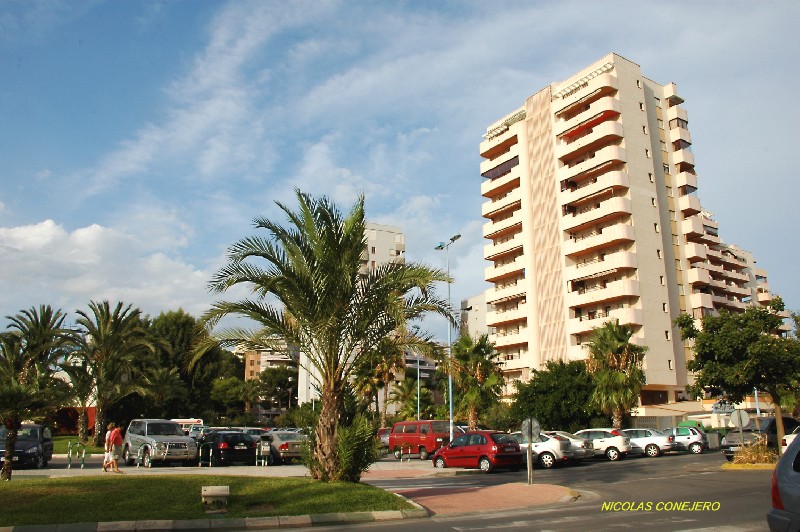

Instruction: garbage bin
[706,431,721,451]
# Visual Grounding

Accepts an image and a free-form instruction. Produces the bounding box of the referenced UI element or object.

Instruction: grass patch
[0,475,413,527]
[53,436,104,455]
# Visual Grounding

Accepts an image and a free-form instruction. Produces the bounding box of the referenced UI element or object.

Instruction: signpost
[521,417,540,485]
[731,409,750,457]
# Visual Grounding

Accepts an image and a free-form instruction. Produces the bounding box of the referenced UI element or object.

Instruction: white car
[510,431,573,468]
[622,428,675,457]
[575,428,632,461]
[782,426,800,455]
[544,430,594,461]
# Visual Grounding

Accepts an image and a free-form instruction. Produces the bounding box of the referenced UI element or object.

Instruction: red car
[431,431,522,473]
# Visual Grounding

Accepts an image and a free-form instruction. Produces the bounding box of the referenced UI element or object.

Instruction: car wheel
[725,454,734,462]
[605,447,620,461]
[689,443,703,454]
[270,450,282,466]
[123,446,135,466]
[211,452,223,467]
[434,457,447,469]
[479,456,494,473]
[645,444,660,458]
[419,447,429,460]
[36,452,46,469]
[538,452,556,469]
[142,448,152,468]
[393,448,402,460]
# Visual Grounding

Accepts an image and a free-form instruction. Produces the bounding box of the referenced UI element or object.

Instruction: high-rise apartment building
[479,53,783,409]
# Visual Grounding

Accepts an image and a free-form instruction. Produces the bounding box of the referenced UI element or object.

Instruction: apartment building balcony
[673,147,695,168]
[668,124,692,145]
[553,70,618,115]
[566,279,640,308]
[481,161,520,196]
[493,330,528,350]
[666,104,689,124]
[689,291,714,311]
[484,209,523,239]
[717,268,748,283]
[480,131,518,160]
[562,196,632,232]
[717,250,747,269]
[678,194,702,216]
[560,145,627,182]
[555,95,621,137]
[563,223,635,257]
[567,307,643,336]
[664,82,684,106]
[567,344,589,361]
[710,278,748,297]
[480,148,519,178]
[675,171,698,194]
[757,289,773,304]
[485,233,524,261]
[713,294,745,311]
[565,250,637,283]
[485,258,525,283]
[686,267,711,287]
[556,121,624,162]
[561,171,629,204]
[486,283,526,305]
[487,304,526,327]
[681,216,706,240]
[482,188,521,220]
[685,242,707,262]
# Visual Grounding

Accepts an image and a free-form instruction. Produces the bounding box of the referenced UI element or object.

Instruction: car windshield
[0,427,40,440]
[490,433,517,444]
[147,423,185,436]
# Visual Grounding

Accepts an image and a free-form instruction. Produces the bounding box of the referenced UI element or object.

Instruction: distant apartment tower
[460,292,490,338]
[479,53,782,409]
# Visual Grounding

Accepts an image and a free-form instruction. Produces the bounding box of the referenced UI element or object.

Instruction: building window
[636,80,642,88]
[651,197,656,207]
[371,246,376,254]
[654,223,660,233]
[639,102,645,111]
[642,125,647,134]
[660,276,665,285]
[663,302,668,312]
[649,173,654,183]
[668,359,674,370]
[657,249,662,259]
[645,149,651,158]
[665,330,671,341]
[663,163,670,173]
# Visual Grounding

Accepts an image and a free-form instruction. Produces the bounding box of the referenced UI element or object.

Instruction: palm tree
[449,333,504,430]
[141,367,188,418]
[1,305,72,480]
[60,360,94,443]
[389,377,433,420]
[202,190,451,481]
[583,319,647,429]
[73,301,156,446]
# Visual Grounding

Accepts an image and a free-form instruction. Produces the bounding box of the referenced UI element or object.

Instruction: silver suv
[123,419,198,467]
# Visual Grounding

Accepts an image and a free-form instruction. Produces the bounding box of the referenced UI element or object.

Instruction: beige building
[479,53,782,411]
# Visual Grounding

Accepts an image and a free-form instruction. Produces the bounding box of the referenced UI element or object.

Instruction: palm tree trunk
[468,407,478,431]
[612,407,623,430]
[93,408,106,448]
[2,418,21,481]
[313,383,344,481]
[380,384,390,427]
[78,408,88,443]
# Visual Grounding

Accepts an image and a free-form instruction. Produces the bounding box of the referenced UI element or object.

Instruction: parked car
[0,424,53,469]
[188,425,210,440]
[721,417,800,461]
[768,432,800,531]
[122,419,198,467]
[389,420,461,460]
[238,427,270,440]
[663,426,708,455]
[198,430,257,466]
[376,427,391,449]
[622,428,675,457]
[574,428,632,461]
[544,430,594,462]
[509,431,572,468]
[431,431,522,473]
[262,430,309,464]
[782,426,800,455]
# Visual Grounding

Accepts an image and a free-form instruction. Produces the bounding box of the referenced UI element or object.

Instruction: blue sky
[1,0,798,342]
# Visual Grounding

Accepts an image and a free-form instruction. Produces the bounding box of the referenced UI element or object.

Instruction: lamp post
[435,233,460,443]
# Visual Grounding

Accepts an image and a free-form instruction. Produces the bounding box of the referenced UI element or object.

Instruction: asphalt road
[355,452,772,532]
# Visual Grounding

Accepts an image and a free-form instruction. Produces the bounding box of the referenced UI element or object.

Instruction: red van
[388,420,456,460]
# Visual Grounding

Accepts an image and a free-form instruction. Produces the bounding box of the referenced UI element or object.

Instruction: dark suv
[0,424,53,469]
[721,416,800,461]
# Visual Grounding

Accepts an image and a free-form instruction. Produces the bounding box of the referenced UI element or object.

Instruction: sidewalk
[4,456,577,530]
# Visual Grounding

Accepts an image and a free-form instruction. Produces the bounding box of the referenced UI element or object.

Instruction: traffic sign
[731,409,750,429]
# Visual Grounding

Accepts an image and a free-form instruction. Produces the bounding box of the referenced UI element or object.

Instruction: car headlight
[154,442,167,451]
[24,447,38,454]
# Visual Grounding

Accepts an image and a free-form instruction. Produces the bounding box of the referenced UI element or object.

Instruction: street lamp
[435,233,460,442]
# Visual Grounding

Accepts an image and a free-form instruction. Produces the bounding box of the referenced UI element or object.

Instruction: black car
[0,424,54,469]
[198,430,257,466]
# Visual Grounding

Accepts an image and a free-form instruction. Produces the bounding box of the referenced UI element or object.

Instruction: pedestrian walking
[109,423,125,473]
[102,422,114,472]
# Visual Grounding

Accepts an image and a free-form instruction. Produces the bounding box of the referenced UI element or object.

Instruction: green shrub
[335,415,382,482]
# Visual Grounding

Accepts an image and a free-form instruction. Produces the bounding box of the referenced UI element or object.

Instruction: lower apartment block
[477,52,785,416]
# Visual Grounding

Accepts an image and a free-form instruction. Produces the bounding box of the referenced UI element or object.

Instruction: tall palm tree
[73,301,155,446]
[1,305,72,480]
[449,333,504,430]
[584,319,647,429]
[202,190,451,481]
[389,377,433,420]
[141,367,188,418]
